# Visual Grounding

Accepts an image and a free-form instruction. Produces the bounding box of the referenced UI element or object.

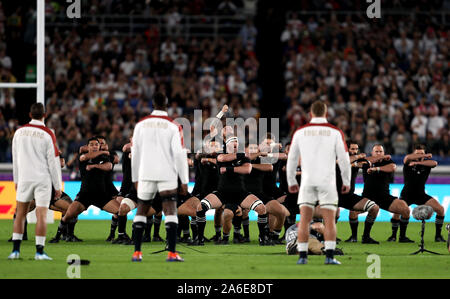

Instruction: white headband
[225,136,238,145]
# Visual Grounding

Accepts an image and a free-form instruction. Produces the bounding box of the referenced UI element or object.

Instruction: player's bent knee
[223,209,234,220]
[121,198,136,211]
[200,199,212,212]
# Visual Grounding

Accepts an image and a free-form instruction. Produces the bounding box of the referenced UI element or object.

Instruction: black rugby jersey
[362,159,395,197]
[217,155,251,193]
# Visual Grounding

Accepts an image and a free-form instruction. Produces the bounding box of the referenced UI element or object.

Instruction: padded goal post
[0,0,45,104]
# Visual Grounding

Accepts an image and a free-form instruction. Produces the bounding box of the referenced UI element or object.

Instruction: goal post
[0,0,45,105]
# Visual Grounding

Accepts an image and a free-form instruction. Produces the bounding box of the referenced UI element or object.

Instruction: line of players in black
[10,134,447,247]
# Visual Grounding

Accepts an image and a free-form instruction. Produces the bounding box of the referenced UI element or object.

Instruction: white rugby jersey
[286,117,351,188]
[131,110,189,184]
[12,119,62,190]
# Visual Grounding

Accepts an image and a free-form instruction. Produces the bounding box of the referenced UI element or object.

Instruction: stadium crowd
[281,11,449,156]
[0,1,448,169]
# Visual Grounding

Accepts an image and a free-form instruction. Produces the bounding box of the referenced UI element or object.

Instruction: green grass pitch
[0,220,449,279]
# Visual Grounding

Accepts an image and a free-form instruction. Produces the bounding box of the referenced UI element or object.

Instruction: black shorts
[362,192,397,211]
[223,202,240,214]
[338,193,364,210]
[49,191,72,208]
[124,189,138,203]
[107,184,119,198]
[213,190,252,205]
[266,186,286,200]
[75,191,113,210]
[151,193,181,214]
[283,192,300,215]
[178,192,194,207]
[252,192,275,205]
[401,193,433,206]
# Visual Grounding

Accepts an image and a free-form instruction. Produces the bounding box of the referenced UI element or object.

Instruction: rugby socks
[399,216,409,239]
[144,216,153,239]
[349,218,358,238]
[324,241,336,259]
[35,236,45,254]
[178,215,190,237]
[232,215,242,235]
[12,233,22,252]
[435,215,444,237]
[153,215,162,238]
[67,218,78,237]
[257,213,269,238]
[242,216,250,238]
[196,210,207,241]
[215,225,222,238]
[133,216,147,252]
[363,215,375,238]
[196,201,210,241]
[273,229,281,240]
[118,215,127,236]
[222,232,230,242]
[190,217,198,240]
[390,218,400,237]
[297,242,308,259]
[109,215,118,237]
[165,215,178,253]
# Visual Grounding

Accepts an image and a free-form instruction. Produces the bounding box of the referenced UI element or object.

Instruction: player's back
[294,121,346,187]
[13,121,59,183]
[132,112,183,182]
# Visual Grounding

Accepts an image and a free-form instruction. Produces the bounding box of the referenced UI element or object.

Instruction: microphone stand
[410,220,441,255]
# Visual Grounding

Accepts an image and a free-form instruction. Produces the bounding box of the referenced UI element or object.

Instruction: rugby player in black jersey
[245,143,288,244]
[396,144,446,242]
[192,135,271,246]
[58,137,121,235]
[191,140,221,242]
[111,140,135,244]
[278,142,300,239]
[96,136,123,242]
[336,141,380,244]
[362,144,413,243]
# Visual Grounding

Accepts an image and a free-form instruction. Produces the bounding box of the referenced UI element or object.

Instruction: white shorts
[16,181,52,208]
[137,180,178,201]
[298,184,338,211]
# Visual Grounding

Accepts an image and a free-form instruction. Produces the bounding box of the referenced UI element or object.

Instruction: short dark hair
[88,137,99,144]
[310,100,326,117]
[265,132,275,141]
[153,92,168,109]
[94,135,106,141]
[372,144,384,149]
[30,103,45,120]
[347,140,358,148]
[414,143,426,151]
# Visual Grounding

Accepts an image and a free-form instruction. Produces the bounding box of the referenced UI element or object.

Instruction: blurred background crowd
[0,0,448,174]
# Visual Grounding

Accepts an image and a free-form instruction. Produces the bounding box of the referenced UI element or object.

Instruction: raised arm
[409,160,438,168]
[251,163,273,172]
[403,153,432,164]
[79,150,110,161]
[220,162,252,175]
[87,162,113,172]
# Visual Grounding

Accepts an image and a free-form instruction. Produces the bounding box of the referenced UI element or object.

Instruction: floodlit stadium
[0,0,449,283]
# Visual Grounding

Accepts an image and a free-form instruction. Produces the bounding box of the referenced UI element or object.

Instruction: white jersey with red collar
[12,119,62,191]
[286,117,351,188]
[131,110,188,184]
